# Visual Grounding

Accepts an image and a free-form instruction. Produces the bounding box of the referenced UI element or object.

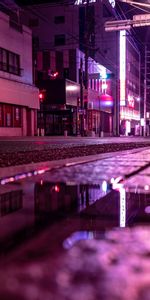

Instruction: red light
[54,185,60,192]
[39,90,46,101]
[50,71,59,79]
[39,93,43,100]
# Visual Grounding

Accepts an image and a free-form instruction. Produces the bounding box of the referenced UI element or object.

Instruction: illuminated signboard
[128,95,134,108]
[120,30,126,106]
[109,0,115,8]
[75,0,96,4]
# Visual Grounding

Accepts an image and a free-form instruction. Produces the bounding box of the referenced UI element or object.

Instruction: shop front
[120,107,140,136]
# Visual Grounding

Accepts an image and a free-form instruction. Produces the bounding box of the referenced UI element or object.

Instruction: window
[0,104,3,126]
[5,105,12,127]
[54,34,65,46]
[8,52,20,75]
[0,47,20,75]
[14,106,21,127]
[0,104,22,128]
[54,16,65,24]
[0,48,7,71]
[43,51,50,70]
[64,68,69,79]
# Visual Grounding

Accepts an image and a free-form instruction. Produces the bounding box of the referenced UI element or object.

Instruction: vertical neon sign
[119,186,126,227]
[120,30,126,106]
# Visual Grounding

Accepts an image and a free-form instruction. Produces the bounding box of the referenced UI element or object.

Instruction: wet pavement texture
[1,137,150,167]
[1,147,150,299]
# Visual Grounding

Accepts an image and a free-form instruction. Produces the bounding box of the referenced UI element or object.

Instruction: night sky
[15,0,74,5]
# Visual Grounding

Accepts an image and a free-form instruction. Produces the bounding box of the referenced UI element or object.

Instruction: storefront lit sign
[128,96,134,108]
[120,30,126,106]
[100,94,113,107]
[109,0,115,8]
[75,0,96,4]
[140,118,144,126]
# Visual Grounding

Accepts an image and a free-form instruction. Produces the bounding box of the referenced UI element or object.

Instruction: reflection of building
[0,5,39,136]
[0,185,22,217]
[34,182,107,220]
[34,182,78,221]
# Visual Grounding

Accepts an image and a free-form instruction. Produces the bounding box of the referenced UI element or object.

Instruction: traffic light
[39,89,46,102]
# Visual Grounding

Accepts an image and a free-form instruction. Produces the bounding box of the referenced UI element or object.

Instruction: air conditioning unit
[88,102,93,109]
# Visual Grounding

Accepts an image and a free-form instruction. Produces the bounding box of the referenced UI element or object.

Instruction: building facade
[0,8,39,136]
[119,30,141,136]
[36,48,113,136]
[20,0,141,136]
[19,0,115,136]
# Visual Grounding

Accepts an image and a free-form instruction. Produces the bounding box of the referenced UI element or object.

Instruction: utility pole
[84,0,89,91]
[80,57,84,136]
[144,45,150,137]
[83,0,90,136]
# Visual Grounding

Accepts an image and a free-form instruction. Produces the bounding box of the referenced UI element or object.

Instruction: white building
[0,9,39,136]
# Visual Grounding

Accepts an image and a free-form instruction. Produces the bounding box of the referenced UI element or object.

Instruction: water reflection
[0,179,150,253]
[0,186,22,217]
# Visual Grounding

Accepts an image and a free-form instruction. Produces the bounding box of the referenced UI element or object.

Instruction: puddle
[0,169,150,255]
[1,167,150,300]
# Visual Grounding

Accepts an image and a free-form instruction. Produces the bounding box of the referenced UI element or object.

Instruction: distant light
[144,185,149,191]
[102,180,107,192]
[54,185,60,192]
[0,167,50,185]
[39,93,44,100]
[102,83,108,90]
[140,118,144,126]
[109,0,115,8]
[66,85,78,91]
[145,206,150,214]
[110,178,115,184]
[74,0,96,5]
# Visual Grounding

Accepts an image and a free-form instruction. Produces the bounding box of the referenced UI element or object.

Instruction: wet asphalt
[0,137,150,299]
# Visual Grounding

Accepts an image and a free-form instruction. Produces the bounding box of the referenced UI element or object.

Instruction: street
[0,143,150,299]
[0,136,150,168]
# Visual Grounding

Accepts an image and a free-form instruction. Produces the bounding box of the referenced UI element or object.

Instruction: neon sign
[120,30,126,106]
[75,0,96,4]
[109,0,115,8]
[128,95,134,108]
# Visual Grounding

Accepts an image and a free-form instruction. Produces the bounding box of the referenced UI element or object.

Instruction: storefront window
[14,106,21,127]
[5,105,12,127]
[0,104,3,126]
